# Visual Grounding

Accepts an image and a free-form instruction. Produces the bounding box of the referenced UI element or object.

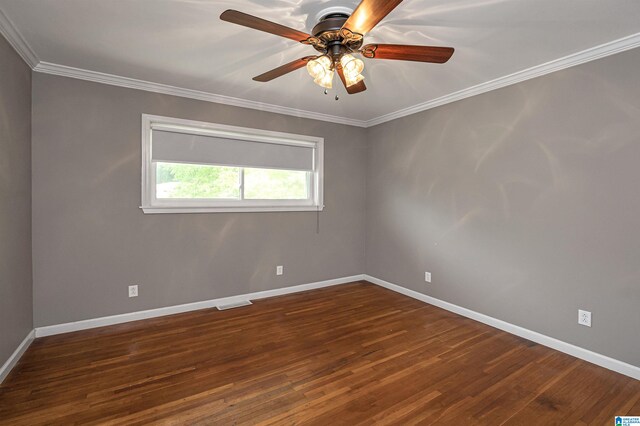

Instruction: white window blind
[141,115,324,214]
[151,129,315,171]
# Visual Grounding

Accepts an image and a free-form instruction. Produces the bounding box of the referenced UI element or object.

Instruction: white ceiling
[2,0,640,123]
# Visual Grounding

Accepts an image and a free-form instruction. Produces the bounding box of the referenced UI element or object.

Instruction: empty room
[1,0,639,424]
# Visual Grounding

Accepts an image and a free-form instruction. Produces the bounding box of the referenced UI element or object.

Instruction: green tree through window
[156,163,308,200]
[156,163,240,199]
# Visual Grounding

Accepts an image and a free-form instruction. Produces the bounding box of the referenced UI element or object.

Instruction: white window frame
[141,114,324,214]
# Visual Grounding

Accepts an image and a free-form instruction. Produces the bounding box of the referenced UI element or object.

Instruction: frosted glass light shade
[306,55,332,79]
[344,72,364,88]
[314,69,334,89]
[340,54,364,79]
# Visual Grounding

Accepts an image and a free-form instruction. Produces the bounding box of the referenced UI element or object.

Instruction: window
[141,115,324,213]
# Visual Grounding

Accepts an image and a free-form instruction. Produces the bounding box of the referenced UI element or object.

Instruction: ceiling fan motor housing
[311,13,363,57]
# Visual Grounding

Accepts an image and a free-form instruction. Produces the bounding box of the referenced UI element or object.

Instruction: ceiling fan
[220,0,454,95]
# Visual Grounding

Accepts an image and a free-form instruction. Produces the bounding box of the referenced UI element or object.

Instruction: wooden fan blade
[341,0,404,36]
[220,10,313,43]
[253,56,317,82]
[336,66,367,94]
[361,44,454,63]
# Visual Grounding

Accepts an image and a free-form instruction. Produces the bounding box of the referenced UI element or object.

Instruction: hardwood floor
[1,281,638,425]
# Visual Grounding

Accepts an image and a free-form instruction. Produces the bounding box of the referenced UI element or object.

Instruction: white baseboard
[29,274,638,381]
[365,275,640,381]
[0,330,35,384]
[35,275,365,338]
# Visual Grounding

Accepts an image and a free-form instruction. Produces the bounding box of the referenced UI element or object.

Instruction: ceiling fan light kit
[307,55,335,88]
[339,54,365,87]
[220,0,455,95]
[315,67,335,89]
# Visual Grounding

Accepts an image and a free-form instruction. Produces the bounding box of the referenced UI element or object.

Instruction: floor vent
[216,300,253,310]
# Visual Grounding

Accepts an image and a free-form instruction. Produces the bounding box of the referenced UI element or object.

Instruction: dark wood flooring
[1,281,638,424]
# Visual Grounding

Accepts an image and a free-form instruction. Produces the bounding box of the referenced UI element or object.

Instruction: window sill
[140,205,324,214]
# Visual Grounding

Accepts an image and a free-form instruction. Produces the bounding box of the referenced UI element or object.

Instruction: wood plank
[0,282,638,424]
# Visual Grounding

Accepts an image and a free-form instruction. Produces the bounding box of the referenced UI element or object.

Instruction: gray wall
[365,48,640,367]
[31,73,366,327]
[0,35,33,365]
[30,47,640,367]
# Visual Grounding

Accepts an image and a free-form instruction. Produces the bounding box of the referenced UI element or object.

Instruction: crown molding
[365,32,640,127]
[33,31,640,129]
[0,7,38,67]
[4,2,638,129]
[33,61,368,128]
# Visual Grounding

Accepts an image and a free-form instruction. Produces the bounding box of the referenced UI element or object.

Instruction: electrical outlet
[424,272,432,283]
[276,266,283,276]
[128,285,138,298]
[578,309,591,327]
